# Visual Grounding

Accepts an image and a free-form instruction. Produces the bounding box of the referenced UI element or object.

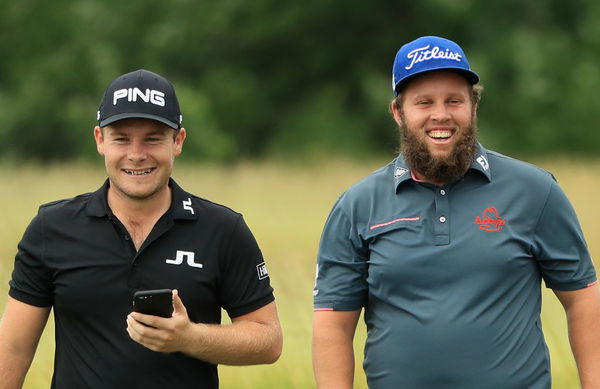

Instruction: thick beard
[399,116,478,185]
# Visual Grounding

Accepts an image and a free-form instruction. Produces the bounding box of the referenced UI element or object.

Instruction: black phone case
[133,289,173,318]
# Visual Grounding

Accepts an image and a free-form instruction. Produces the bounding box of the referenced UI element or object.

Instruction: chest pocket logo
[474,207,506,232]
[166,250,203,268]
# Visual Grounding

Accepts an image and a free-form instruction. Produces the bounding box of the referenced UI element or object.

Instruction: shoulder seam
[530,179,555,252]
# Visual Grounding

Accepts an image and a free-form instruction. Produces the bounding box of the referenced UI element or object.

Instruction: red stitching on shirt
[369,217,421,230]
[587,280,598,287]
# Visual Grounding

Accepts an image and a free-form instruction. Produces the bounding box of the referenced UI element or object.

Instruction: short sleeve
[533,180,597,290]
[313,197,369,311]
[8,209,54,307]
[218,216,274,318]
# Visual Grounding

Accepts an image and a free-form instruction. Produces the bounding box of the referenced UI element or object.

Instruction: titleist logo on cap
[405,45,463,70]
[113,88,166,107]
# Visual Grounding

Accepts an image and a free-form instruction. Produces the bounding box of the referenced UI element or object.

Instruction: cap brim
[394,67,479,96]
[99,113,179,129]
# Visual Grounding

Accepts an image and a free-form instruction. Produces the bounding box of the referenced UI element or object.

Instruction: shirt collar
[394,142,492,193]
[85,178,198,221]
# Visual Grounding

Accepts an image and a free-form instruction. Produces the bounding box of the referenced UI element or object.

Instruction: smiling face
[94,118,186,204]
[392,70,479,186]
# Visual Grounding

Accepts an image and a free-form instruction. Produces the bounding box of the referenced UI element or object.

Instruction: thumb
[172,289,187,316]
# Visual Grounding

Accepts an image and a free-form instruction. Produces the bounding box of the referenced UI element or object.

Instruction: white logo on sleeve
[166,250,202,268]
[182,198,194,214]
[313,264,319,296]
[256,262,269,280]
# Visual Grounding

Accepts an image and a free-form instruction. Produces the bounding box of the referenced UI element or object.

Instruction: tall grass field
[1,158,598,388]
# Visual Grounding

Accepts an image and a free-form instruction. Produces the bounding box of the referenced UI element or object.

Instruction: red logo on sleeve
[474,207,506,231]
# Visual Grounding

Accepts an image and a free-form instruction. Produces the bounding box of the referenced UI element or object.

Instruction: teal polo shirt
[314,143,596,389]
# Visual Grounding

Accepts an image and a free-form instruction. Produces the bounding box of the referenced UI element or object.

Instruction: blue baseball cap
[392,36,479,96]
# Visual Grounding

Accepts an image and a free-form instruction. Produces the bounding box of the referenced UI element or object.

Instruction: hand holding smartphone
[133,289,174,318]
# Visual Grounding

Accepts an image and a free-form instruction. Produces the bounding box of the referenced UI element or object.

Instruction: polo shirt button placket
[434,187,450,245]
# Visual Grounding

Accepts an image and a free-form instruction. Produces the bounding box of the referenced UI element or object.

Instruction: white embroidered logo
[476,155,489,171]
[394,167,408,179]
[256,262,269,280]
[313,264,319,296]
[113,88,165,107]
[166,250,202,268]
[405,45,462,70]
[183,198,194,214]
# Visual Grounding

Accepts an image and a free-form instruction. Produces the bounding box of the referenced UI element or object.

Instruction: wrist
[178,321,206,356]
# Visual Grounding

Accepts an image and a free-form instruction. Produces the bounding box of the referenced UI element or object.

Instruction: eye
[146,136,164,143]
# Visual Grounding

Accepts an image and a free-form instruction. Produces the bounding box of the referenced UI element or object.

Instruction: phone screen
[133,289,173,318]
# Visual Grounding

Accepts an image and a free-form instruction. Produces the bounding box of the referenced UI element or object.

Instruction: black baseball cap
[97,69,182,129]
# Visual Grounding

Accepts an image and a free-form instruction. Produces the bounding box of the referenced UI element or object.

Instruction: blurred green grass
[0,158,598,388]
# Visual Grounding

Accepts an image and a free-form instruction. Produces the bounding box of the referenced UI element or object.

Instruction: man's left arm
[554,283,600,389]
[127,289,282,365]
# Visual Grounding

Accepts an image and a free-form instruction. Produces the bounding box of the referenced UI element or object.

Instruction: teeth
[429,130,452,139]
[124,169,153,175]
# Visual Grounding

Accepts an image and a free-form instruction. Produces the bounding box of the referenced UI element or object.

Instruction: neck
[107,185,171,250]
[107,185,171,223]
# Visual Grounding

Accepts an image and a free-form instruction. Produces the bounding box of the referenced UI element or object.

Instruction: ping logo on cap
[113,88,166,107]
[405,45,463,70]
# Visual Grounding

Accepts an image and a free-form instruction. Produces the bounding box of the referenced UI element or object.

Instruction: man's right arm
[312,309,361,389]
[0,297,50,389]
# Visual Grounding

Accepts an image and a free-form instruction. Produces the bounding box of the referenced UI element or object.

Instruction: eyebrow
[411,92,466,100]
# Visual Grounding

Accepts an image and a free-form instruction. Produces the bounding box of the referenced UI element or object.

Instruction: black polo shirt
[9,178,274,388]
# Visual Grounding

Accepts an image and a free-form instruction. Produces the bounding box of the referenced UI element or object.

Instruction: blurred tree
[0,0,599,162]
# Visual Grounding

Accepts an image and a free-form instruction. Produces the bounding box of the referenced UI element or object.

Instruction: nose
[127,139,147,161]
[430,103,451,122]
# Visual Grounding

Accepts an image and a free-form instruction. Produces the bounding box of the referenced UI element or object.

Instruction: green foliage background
[1,0,599,162]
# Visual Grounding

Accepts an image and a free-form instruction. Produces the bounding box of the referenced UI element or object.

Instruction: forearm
[180,319,282,365]
[312,327,355,389]
[0,344,34,389]
[556,284,600,389]
[312,310,360,389]
[0,299,50,389]
[566,300,600,388]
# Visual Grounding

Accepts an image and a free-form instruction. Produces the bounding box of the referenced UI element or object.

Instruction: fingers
[172,289,188,317]
[126,314,169,352]
[126,290,189,353]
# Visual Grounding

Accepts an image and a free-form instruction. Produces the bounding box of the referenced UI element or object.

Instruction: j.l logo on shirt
[474,207,506,231]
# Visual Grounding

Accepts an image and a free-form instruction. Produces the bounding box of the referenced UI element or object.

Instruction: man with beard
[312,36,600,388]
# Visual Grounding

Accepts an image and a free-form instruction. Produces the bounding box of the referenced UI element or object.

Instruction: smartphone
[133,289,173,318]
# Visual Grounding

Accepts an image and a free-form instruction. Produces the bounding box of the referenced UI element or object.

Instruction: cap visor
[394,67,479,95]
[99,113,179,129]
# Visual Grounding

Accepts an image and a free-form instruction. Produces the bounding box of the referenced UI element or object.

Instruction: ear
[93,126,105,156]
[173,128,186,157]
[390,101,403,127]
